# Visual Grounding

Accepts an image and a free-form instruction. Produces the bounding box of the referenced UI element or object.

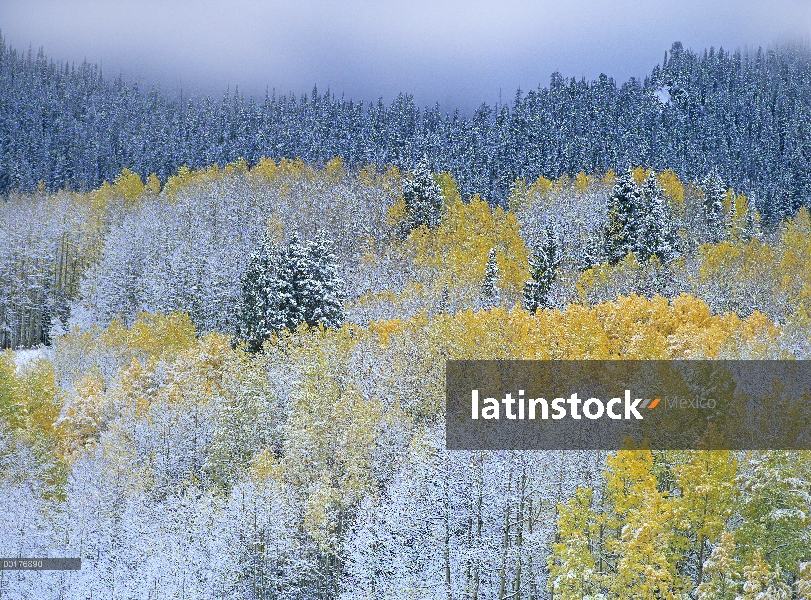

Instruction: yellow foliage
[0,352,20,428]
[601,169,617,187]
[0,354,66,493]
[777,207,811,304]
[658,169,685,215]
[509,174,552,212]
[695,240,778,317]
[358,293,774,390]
[125,312,198,359]
[506,177,528,212]
[323,156,347,182]
[112,168,145,206]
[249,449,284,481]
[356,163,403,194]
[55,312,197,390]
[146,172,161,195]
[576,254,672,306]
[162,164,197,200]
[223,157,249,177]
[386,197,407,228]
[672,435,738,550]
[528,174,554,196]
[631,166,652,185]
[15,359,62,446]
[163,159,268,200]
[435,171,462,210]
[406,194,530,302]
[575,171,589,191]
[56,371,107,457]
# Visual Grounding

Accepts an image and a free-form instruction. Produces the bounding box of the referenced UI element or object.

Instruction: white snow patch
[655,86,671,104]
[11,347,51,372]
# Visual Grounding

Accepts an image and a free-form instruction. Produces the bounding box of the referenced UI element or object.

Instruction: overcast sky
[2,0,810,114]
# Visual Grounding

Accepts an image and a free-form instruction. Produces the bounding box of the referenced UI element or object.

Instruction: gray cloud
[1,0,810,113]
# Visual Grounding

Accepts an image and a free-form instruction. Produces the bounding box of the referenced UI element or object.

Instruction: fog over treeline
[2,34,811,221]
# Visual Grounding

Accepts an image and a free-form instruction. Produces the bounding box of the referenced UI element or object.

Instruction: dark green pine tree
[296,235,345,329]
[738,205,761,241]
[701,169,728,243]
[234,231,279,353]
[234,232,345,353]
[603,170,644,265]
[402,160,444,232]
[481,248,499,305]
[523,226,559,314]
[638,173,675,263]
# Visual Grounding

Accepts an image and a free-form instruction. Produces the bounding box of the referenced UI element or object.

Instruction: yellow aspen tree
[672,432,738,590]
[548,487,603,600]
[605,440,686,600]
[695,532,741,600]
[740,552,791,600]
[796,562,811,600]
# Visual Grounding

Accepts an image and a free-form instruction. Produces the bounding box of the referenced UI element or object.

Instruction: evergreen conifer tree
[639,173,675,263]
[234,232,345,352]
[702,170,728,243]
[234,231,278,353]
[739,205,761,241]
[523,226,559,314]
[299,235,346,329]
[481,248,499,305]
[402,160,444,232]
[439,281,450,314]
[604,170,644,264]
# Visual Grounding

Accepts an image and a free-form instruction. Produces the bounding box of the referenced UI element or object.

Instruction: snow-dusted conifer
[639,173,675,263]
[604,170,643,264]
[739,205,761,241]
[234,231,279,353]
[702,169,728,243]
[481,248,499,305]
[299,234,346,329]
[439,281,450,313]
[523,226,559,314]
[402,160,444,232]
[235,232,345,352]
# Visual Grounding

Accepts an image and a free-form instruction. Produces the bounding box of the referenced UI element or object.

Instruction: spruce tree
[299,235,346,329]
[575,232,602,271]
[235,232,345,352]
[438,281,450,314]
[523,226,559,314]
[481,248,499,305]
[702,170,728,243]
[604,170,643,265]
[738,205,761,241]
[234,231,279,353]
[402,160,444,232]
[638,173,675,263]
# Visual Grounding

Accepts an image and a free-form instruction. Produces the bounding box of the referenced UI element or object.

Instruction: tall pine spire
[523,225,559,314]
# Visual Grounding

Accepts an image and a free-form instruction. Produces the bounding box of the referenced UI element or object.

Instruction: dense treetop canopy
[2,36,811,221]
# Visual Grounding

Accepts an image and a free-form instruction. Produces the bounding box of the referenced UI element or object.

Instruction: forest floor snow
[11,347,51,372]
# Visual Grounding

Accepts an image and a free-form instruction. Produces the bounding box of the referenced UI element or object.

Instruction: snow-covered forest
[1,36,810,599]
[3,36,811,221]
